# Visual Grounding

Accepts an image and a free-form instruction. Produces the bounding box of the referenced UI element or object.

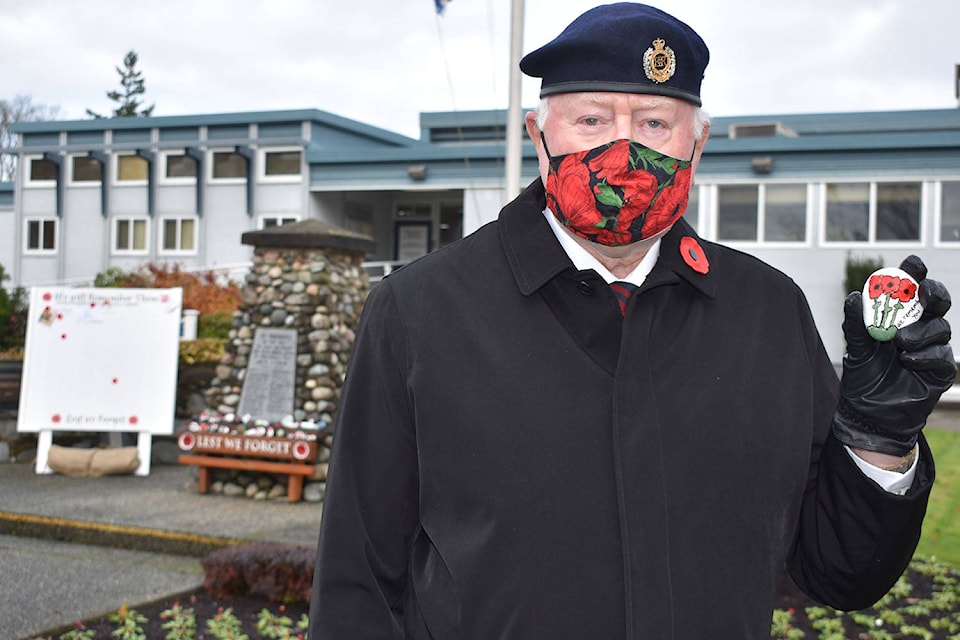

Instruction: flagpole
[505,0,524,199]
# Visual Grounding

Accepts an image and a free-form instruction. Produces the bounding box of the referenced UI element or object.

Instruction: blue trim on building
[10,108,422,148]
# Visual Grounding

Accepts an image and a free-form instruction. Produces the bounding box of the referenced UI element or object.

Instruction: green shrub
[844,253,883,296]
[0,262,28,355]
[179,338,226,366]
[198,310,236,340]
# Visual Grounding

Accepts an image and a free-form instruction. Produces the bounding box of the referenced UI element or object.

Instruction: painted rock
[862,267,923,341]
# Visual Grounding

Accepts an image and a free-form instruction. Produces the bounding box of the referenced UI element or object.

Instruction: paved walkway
[1,405,957,639]
[0,462,321,640]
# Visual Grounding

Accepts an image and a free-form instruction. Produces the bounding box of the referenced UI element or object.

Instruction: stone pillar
[205,220,376,430]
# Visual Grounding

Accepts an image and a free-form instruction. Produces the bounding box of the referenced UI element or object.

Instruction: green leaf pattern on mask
[595,182,623,207]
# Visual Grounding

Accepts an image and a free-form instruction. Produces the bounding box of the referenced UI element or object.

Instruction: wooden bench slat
[178,454,316,502]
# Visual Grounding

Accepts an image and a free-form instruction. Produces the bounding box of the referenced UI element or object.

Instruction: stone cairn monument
[197,219,375,501]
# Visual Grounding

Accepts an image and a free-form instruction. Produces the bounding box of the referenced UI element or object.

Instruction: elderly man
[309,3,955,638]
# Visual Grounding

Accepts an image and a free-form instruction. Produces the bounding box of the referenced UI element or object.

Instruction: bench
[177,431,318,503]
[178,454,316,502]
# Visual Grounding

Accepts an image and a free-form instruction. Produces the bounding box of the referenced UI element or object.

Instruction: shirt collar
[499,179,715,299]
[542,207,661,287]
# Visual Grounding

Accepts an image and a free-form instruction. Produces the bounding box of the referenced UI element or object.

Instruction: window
[113,217,148,253]
[71,156,101,183]
[940,180,960,243]
[163,153,197,180]
[160,216,197,253]
[764,184,807,242]
[263,150,301,177]
[825,181,921,243]
[715,183,807,243]
[260,215,300,228]
[25,218,57,252]
[27,157,57,183]
[117,155,148,182]
[825,183,868,241]
[717,185,758,241]
[212,151,246,179]
[875,183,920,241]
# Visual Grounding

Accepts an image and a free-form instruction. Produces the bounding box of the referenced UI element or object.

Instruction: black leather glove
[833,255,957,457]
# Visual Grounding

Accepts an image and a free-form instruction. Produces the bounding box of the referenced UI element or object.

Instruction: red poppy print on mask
[544,138,692,246]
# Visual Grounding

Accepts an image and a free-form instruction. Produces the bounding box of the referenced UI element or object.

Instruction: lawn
[917,428,960,567]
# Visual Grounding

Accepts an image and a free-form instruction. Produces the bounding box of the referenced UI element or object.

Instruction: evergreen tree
[87,50,155,119]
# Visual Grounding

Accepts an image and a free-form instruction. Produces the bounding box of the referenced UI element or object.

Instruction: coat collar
[499,179,717,299]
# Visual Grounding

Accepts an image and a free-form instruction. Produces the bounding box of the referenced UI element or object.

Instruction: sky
[1,0,958,139]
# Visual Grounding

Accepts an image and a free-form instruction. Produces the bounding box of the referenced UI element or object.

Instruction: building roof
[7,106,960,186]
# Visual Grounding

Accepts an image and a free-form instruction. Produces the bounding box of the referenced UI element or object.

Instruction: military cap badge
[643,38,676,84]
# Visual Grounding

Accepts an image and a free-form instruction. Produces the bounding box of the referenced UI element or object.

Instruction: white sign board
[17,287,183,474]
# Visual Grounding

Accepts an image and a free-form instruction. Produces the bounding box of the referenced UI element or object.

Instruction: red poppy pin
[680,236,709,274]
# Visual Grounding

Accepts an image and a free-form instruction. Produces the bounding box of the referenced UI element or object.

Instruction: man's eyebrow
[573,93,671,111]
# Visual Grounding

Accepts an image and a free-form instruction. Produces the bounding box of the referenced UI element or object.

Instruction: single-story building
[3,106,959,363]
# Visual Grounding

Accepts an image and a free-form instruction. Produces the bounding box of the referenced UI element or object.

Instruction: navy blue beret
[520,3,709,106]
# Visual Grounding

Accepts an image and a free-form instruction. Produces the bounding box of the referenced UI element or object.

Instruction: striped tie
[610,281,638,316]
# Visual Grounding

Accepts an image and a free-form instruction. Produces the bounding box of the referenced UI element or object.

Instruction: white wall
[463,187,507,236]
[746,248,959,366]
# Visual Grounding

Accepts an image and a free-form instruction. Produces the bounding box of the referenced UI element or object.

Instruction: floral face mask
[543,136,694,246]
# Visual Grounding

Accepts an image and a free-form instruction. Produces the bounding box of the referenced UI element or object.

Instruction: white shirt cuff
[845,445,918,496]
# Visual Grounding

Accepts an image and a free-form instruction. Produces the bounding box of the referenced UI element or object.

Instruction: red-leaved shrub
[201,544,316,604]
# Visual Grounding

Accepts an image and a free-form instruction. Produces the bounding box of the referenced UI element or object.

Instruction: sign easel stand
[34,430,154,476]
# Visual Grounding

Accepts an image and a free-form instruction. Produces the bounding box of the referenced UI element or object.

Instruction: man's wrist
[879,446,918,474]
[851,446,918,474]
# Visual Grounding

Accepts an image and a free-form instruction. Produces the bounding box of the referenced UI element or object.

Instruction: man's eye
[645,120,664,130]
[581,117,601,126]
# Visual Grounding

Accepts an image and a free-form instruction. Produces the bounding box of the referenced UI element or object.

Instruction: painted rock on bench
[862,267,923,342]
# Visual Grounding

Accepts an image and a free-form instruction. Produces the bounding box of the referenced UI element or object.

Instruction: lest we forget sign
[17,287,182,475]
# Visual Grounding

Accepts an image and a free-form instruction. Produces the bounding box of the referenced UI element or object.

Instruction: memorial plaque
[238,328,297,421]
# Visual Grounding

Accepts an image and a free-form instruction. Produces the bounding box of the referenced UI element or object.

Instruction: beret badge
[643,38,676,84]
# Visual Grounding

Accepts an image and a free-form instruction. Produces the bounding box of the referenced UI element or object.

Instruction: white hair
[534,96,710,141]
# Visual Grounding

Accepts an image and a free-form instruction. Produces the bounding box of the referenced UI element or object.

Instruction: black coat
[309,180,933,639]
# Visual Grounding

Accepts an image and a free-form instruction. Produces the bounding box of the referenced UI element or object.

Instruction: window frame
[23,217,58,254]
[208,148,247,183]
[158,215,199,255]
[819,180,926,248]
[159,150,199,185]
[258,147,303,183]
[23,154,58,187]
[111,215,150,255]
[258,214,301,229]
[710,181,812,247]
[115,153,149,185]
[934,179,960,247]
[68,154,102,186]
